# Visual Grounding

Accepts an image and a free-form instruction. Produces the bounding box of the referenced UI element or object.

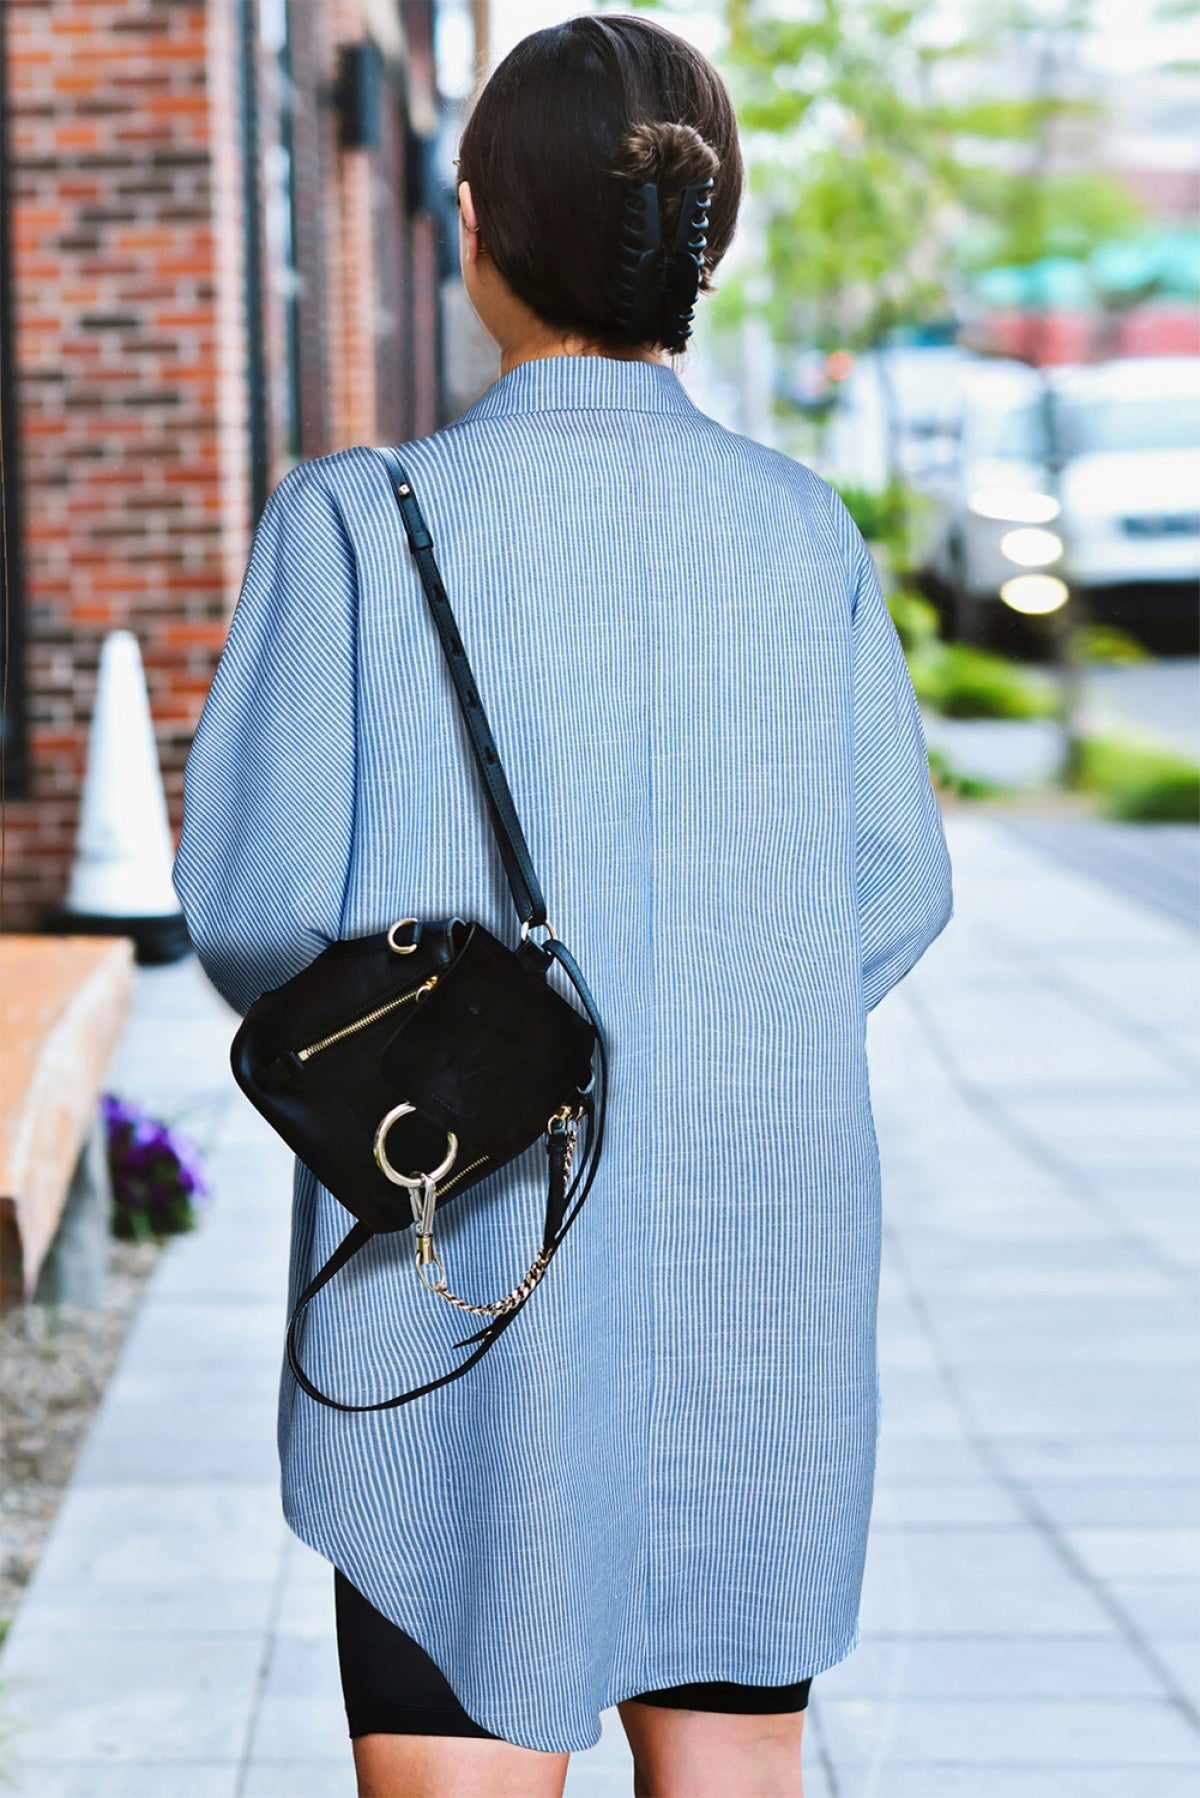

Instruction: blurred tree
[633,0,1143,433]
[718,0,970,354]
[722,0,1139,344]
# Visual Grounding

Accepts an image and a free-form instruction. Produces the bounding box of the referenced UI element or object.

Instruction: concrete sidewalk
[1,815,1196,1796]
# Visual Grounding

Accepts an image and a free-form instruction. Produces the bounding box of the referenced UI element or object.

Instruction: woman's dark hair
[457,15,744,354]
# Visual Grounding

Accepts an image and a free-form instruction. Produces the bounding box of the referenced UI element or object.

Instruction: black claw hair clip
[612,175,714,351]
[612,181,663,346]
[660,177,714,352]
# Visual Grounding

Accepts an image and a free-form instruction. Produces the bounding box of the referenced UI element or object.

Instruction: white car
[917,356,1200,638]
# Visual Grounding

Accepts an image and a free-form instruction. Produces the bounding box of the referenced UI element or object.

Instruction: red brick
[4,0,441,930]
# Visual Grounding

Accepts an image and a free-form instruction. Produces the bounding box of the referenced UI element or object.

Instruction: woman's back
[173,351,952,1752]
[347,352,878,1019]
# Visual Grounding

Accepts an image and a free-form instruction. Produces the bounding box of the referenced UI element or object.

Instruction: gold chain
[414,1114,580,1316]
[421,1246,552,1317]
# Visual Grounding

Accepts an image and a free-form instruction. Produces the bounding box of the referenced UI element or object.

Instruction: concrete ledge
[0,936,135,1301]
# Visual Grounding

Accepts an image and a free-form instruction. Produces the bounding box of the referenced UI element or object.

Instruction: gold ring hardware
[519,919,557,943]
[387,918,420,956]
[415,1240,447,1292]
[373,1103,459,1189]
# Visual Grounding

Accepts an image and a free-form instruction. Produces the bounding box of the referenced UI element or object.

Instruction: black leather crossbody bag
[230,451,608,1412]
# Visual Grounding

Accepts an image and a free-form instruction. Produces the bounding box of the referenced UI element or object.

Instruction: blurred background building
[0,0,492,929]
[2,0,1196,931]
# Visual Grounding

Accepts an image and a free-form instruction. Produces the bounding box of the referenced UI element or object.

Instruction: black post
[238,0,270,522]
[0,0,29,801]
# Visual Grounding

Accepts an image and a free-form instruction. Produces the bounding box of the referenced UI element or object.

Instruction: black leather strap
[451,939,609,1351]
[284,1220,527,1416]
[280,455,611,1413]
[375,449,547,929]
[285,1118,577,1412]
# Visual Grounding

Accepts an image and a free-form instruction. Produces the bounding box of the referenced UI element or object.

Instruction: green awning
[974,234,1199,309]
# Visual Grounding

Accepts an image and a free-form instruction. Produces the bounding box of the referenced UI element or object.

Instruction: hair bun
[613,121,720,191]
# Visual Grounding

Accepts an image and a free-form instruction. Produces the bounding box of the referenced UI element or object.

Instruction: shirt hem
[284,1503,865,1755]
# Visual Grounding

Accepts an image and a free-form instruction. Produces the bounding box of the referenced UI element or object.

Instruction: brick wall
[4,0,249,928]
[2,0,448,931]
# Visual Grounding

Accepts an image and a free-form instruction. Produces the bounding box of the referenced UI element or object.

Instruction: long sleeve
[836,499,953,1011]
[172,461,358,1016]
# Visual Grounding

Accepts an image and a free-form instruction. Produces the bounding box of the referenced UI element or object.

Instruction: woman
[173,15,952,1797]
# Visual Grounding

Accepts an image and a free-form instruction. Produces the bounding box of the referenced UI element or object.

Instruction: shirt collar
[452,354,704,424]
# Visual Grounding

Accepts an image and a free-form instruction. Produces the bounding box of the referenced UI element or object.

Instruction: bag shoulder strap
[280,455,612,1414]
[284,1219,529,1414]
[374,448,547,930]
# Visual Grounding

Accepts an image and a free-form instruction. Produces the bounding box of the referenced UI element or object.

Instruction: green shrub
[887,589,942,656]
[886,589,1059,719]
[935,644,1059,719]
[910,638,1058,720]
[832,479,913,554]
[1070,623,1152,665]
[926,747,1008,799]
[907,652,948,709]
[1075,735,1200,822]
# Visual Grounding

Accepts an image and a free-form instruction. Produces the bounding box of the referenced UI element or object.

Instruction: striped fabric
[172,354,953,1753]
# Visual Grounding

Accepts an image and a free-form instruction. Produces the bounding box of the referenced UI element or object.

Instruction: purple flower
[101,1093,211,1241]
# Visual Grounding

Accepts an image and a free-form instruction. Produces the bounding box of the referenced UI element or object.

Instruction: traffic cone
[56,629,190,965]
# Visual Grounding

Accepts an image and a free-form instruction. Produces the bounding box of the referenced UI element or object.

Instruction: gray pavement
[1004,818,1199,934]
[1083,659,1200,763]
[0,814,1196,1796]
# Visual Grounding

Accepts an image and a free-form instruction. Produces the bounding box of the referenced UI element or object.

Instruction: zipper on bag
[436,1154,491,1199]
[295,975,439,1063]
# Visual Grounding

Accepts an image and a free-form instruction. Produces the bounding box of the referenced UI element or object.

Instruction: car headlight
[1000,527,1064,567]
[1000,574,1069,614]
[969,488,1061,524]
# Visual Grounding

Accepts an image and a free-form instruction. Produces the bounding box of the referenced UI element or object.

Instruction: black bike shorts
[334,1567,813,1741]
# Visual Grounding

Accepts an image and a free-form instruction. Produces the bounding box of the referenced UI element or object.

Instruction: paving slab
[0,1630,264,1763]
[0,815,1195,1797]
[1155,1636,1200,1711]
[6,1772,239,1798]
[814,1632,1164,1700]
[1031,1479,1200,1530]
[817,1694,1199,1765]
[14,1482,283,1598]
[829,1768,1200,1798]
[240,1774,349,1798]
[857,1527,1120,1637]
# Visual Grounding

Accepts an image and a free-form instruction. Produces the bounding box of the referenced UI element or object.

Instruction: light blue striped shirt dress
[172,353,953,1753]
